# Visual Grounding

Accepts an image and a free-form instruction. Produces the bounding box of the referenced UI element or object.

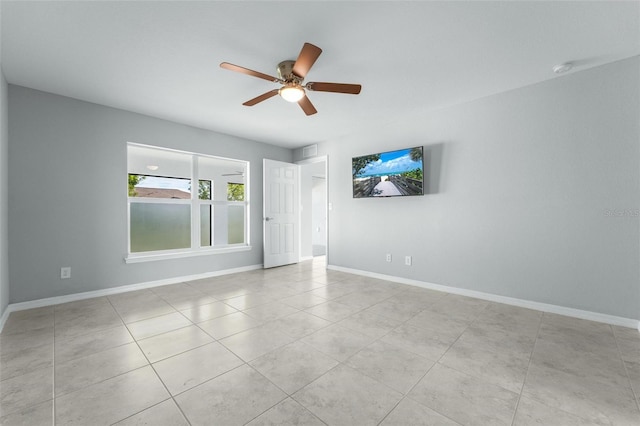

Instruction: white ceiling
[2,1,638,149]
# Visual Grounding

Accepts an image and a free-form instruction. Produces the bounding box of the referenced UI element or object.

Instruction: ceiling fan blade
[243,89,279,106]
[298,95,318,116]
[220,62,281,83]
[292,43,322,78]
[306,82,362,95]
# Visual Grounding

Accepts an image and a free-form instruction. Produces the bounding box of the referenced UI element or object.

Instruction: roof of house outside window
[133,188,190,199]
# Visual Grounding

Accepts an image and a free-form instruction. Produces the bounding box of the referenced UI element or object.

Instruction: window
[127,143,249,261]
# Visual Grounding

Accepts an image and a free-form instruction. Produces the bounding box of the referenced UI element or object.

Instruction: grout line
[508,313,616,424]
[389,303,479,425]
[167,362,248,400]
[286,362,343,425]
[107,399,178,426]
[508,311,544,426]
[362,306,444,426]
[239,365,294,425]
[325,291,473,425]
[106,297,193,426]
[612,325,640,413]
[145,365,192,426]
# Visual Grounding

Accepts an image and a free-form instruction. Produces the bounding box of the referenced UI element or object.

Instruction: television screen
[352,146,424,198]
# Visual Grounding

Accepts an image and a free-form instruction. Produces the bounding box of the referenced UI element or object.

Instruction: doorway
[298,157,327,262]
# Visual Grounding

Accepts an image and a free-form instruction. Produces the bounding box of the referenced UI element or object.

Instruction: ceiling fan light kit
[279,84,305,103]
[220,42,362,115]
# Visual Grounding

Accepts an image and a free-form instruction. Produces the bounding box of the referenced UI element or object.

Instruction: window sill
[124,245,252,264]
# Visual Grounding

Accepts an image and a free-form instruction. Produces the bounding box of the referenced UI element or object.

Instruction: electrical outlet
[60,267,71,279]
[386,253,392,262]
[404,256,412,266]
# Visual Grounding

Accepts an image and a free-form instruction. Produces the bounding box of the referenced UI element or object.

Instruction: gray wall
[312,177,327,251]
[0,70,8,316]
[295,57,640,320]
[8,86,292,303]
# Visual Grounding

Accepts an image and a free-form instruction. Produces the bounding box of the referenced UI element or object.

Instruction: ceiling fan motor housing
[277,60,302,83]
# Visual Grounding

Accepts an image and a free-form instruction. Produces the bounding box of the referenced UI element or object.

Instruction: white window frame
[125,143,251,263]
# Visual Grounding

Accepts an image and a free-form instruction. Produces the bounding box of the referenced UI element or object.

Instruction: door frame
[296,155,329,266]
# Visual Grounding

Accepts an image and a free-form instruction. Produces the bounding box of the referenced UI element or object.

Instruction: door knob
[264,217,275,221]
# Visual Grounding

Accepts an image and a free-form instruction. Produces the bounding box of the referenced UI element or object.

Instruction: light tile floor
[1,257,639,425]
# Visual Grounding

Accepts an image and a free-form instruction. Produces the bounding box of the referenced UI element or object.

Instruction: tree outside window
[227,183,245,201]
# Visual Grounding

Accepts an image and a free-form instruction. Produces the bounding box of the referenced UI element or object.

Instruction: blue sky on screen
[136,176,191,192]
[358,148,422,177]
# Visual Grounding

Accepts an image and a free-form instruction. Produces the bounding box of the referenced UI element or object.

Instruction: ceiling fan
[220,42,361,116]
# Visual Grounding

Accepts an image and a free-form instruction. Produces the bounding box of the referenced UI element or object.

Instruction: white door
[263,159,300,268]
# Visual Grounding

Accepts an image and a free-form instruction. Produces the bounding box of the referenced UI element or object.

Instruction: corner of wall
[0,67,9,322]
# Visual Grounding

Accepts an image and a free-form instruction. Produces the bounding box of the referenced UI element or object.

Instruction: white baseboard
[3,263,637,333]
[0,264,263,333]
[328,264,640,330]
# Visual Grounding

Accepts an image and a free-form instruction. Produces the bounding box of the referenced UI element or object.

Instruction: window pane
[200,204,212,247]
[198,156,246,202]
[128,174,191,199]
[130,203,191,252]
[228,205,245,244]
[227,183,245,201]
[198,180,212,200]
[128,145,192,178]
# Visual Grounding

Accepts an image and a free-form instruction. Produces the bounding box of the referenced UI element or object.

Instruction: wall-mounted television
[352,146,424,198]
